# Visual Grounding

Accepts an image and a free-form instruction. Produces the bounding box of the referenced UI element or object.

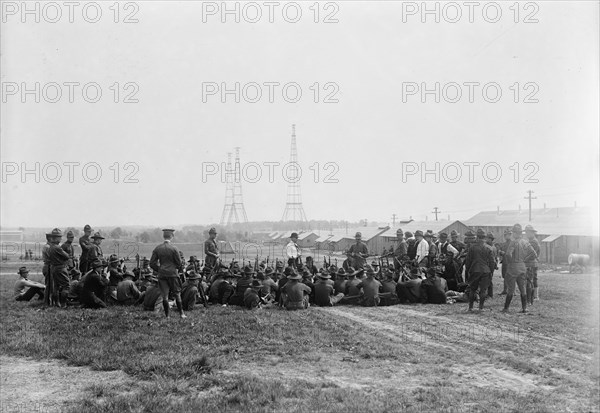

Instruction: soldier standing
[485,232,498,298]
[525,225,541,303]
[150,229,185,318]
[393,229,408,263]
[42,232,53,306]
[79,225,93,273]
[414,230,429,267]
[48,228,71,308]
[204,228,220,270]
[465,229,496,311]
[347,232,368,270]
[285,233,302,267]
[498,229,512,295]
[61,231,76,271]
[86,232,105,266]
[437,232,460,289]
[450,230,466,254]
[502,224,537,313]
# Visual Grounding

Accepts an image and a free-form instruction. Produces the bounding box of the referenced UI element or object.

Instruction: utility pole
[524,190,536,222]
[431,207,441,221]
[391,214,397,226]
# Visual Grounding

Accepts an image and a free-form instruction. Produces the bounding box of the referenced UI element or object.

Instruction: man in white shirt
[286,233,301,267]
[414,230,429,266]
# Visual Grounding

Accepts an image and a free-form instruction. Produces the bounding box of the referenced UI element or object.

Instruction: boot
[479,296,486,310]
[520,295,527,313]
[163,300,170,317]
[534,287,539,300]
[502,294,513,312]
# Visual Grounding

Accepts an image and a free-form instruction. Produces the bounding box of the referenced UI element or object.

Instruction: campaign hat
[524,225,537,233]
[186,271,201,280]
[91,231,105,240]
[18,266,29,275]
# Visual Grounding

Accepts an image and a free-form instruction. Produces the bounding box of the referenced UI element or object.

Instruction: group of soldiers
[14,223,541,316]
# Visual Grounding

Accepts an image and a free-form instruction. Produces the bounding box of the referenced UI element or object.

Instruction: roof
[298,232,317,241]
[465,207,597,237]
[380,220,468,238]
[315,234,333,243]
[542,234,562,243]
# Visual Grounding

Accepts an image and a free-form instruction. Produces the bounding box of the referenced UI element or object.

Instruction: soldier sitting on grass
[281,268,311,310]
[80,259,109,309]
[143,275,162,312]
[14,266,45,302]
[244,279,264,310]
[116,270,143,306]
[181,271,202,311]
[356,265,382,307]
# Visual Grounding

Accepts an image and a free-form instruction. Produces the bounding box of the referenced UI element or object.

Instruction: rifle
[255,255,259,271]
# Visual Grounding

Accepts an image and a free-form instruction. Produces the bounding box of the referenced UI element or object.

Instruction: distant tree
[110,227,123,239]
[139,232,150,243]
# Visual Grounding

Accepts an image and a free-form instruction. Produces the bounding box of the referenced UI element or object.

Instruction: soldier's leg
[487,272,494,298]
[158,279,170,317]
[171,278,185,317]
[500,264,508,295]
[479,274,492,310]
[516,273,527,313]
[468,273,481,310]
[53,267,71,308]
[533,268,539,300]
[502,274,516,312]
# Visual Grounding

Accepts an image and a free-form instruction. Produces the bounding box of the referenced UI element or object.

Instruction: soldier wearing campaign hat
[79,224,94,273]
[86,231,105,268]
[80,259,109,309]
[498,228,513,295]
[61,230,76,271]
[204,228,220,271]
[524,225,541,302]
[150,228,186,318]
[393,229,408,263]
[347,232,369,270]
[450,230,466,254]
[413,230,429,267]
[465,229,496,312]
[502,224,538,313]
[47,228,71,308]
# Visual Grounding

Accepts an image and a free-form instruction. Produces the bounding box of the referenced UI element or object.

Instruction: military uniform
[80,261,109,308]
[42,240,53,306]
[347,234,369,270]
[150,229,185,317]
[503,224,537,313]
[356,268,382,307]
[204,228,220,269]
[61,239,75,270]
[78,228,93,273]
[525,225,541,304]
[48,230,71,307]
[465,230,496,311]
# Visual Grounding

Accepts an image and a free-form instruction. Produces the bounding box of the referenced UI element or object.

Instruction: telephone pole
[524,190,537,222]
[391,214,397,226]
[431,207,441,221]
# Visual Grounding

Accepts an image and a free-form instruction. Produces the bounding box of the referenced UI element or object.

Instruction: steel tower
[281,125,308,222]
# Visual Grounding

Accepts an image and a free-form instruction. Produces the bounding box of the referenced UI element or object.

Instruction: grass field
[1,267,599,413]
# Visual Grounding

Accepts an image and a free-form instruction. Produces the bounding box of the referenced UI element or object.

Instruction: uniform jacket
[150,240,182,278]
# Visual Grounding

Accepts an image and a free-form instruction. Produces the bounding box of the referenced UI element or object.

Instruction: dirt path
[313,307,551,393]
[0,355,130,411]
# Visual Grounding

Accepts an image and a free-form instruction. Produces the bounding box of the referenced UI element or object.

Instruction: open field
[1,267,599,413]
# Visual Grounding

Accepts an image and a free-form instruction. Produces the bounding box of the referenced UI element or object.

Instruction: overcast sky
[1,1,598,229]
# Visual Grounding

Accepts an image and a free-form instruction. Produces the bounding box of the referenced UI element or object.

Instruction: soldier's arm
[149,249,159,272]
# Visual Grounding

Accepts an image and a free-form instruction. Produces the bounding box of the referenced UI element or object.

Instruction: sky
[1,1,598,229]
